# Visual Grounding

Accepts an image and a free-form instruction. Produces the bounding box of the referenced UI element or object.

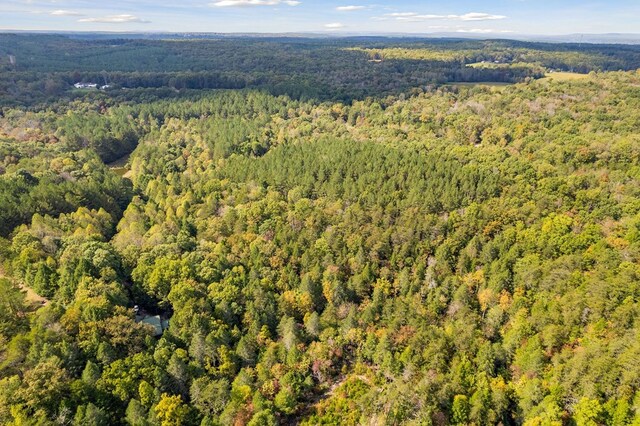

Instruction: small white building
[137,314,170,337]
[74,83,98,89]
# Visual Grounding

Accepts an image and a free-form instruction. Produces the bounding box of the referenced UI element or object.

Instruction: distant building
[138,315,170,337]
[74,83,98,89]
[100,84,111,90]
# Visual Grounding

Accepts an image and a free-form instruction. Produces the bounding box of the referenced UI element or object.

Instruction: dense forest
[2,34,640,425]
[3,35,640,105]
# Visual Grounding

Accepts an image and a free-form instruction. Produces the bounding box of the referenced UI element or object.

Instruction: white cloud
[50,10,84,17]
[336,5,365,11]
[459,13,507,21]
[78,14,150,23]
[384,12,506,22]
[325,22,345,29]
[388,12,418,17]
[211,0,300,7]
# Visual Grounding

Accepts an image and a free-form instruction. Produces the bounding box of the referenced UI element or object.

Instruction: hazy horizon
[1,0,639,35]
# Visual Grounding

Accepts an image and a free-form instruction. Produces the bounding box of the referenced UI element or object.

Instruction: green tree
[73,403,108,426]
[452,395,470,425]
[154,394,192,426]
[574,398,604,426]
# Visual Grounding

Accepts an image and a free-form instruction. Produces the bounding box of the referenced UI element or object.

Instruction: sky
[0,0,639,35]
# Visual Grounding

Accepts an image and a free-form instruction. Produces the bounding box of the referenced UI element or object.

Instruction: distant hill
[2,30,640,45]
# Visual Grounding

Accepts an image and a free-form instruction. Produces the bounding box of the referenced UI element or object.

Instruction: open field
[444,81,513,90]
[540,71,592,82]
[466,61,538,69]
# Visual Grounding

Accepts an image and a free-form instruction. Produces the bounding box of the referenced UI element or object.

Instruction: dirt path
[20,284,48,307]
[0,264,48,307]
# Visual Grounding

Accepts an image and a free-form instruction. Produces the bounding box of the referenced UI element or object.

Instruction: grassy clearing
[0,266,47,308]
[540,71,591,82]
[466,61,536,69]
[107,153,131,177]
[346,47,465,62]
[444,82,513,90]
[21,284,48,307]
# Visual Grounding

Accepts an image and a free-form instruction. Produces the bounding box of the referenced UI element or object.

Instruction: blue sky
[0,0,639,34]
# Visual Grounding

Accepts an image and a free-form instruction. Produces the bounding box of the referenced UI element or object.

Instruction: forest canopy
[2,34,640,105]
[1,34,640,425]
